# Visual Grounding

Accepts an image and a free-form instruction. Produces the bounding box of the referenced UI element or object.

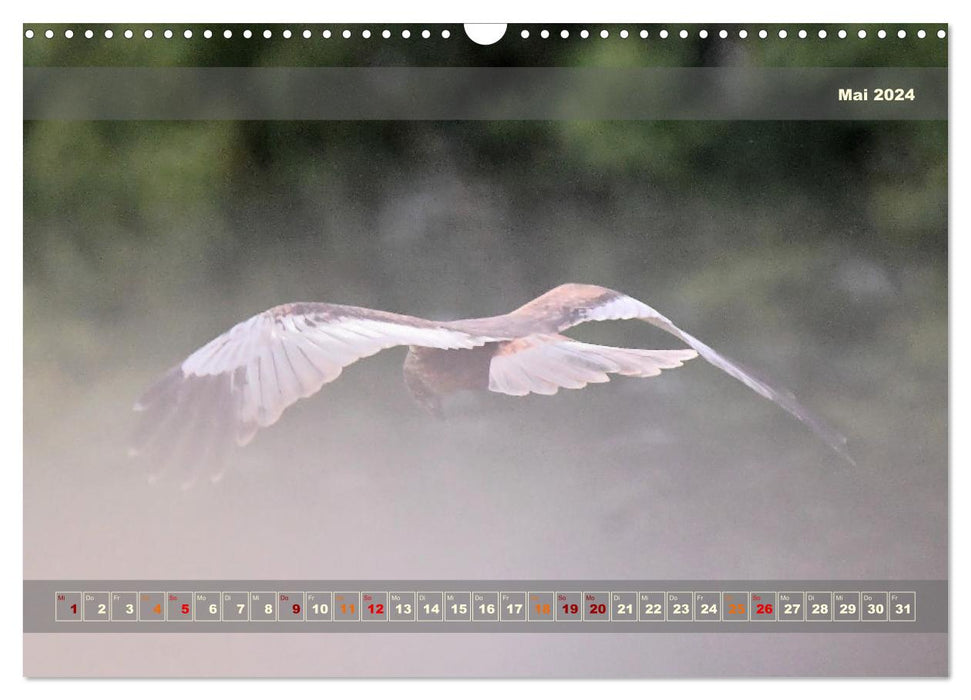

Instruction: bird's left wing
[506,283,853,464]
[488,334,697,396]
[132,302,499,484]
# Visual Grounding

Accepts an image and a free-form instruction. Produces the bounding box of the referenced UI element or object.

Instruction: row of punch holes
[23,26,948,41]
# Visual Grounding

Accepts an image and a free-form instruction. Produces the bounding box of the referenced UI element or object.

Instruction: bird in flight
[132,283,852,485]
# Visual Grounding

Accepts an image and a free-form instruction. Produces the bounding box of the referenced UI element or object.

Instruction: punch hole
[464,23,506,45]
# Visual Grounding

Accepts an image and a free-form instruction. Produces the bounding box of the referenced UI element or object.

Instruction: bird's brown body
[403,344,494,416]
[133,283,851,486]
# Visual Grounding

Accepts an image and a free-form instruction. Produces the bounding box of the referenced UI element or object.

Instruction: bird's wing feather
[505,284,853,463]
[132,302,500,483]
[488,334,697,396]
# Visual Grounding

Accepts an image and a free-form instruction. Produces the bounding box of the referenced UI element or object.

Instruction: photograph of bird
[132,282,852,483]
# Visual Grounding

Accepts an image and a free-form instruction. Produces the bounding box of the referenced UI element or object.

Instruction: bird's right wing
[132,302,500,485]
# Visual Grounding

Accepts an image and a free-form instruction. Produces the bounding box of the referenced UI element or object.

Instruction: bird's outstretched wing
[132,302,500,484]
[488,334,697,396]
[499,283,853,463]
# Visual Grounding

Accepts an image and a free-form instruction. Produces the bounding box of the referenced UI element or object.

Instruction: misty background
[24,114,946,584]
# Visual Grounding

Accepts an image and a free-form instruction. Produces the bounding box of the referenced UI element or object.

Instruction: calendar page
[23,22,947,677]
